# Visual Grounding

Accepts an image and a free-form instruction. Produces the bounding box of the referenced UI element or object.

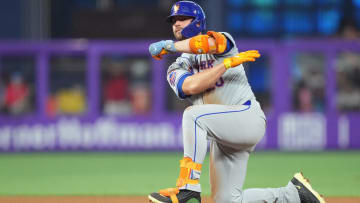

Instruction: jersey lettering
[200,61,207,70]
[207,60,214,68]
[205,77,224,92]
[215,77,224,87]
[199,59,215,70]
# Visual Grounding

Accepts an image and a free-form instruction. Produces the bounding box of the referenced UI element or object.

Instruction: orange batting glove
[223,50,260,69]
[152,49,168,60]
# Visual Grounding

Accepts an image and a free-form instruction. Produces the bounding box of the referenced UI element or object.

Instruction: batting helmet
[167,1,206,38]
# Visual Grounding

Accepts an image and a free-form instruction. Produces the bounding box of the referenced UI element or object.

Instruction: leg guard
[176,157,202,187]
[158,157,202,203]
[207,31,227,54]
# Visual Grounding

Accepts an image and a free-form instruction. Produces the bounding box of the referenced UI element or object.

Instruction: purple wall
[0,39,360,152]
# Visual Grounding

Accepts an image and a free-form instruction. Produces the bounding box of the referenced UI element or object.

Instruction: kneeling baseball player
[148,1,326,203]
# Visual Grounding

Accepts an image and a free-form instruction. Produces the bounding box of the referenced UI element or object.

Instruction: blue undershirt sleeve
[223,37,234,55]
[177,73,193,99]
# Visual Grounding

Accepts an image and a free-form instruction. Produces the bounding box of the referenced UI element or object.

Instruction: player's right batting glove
[149,40,177,60]
[223,50,260,69]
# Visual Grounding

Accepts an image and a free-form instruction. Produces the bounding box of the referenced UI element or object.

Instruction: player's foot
[291,172,326,203]
[148,189,201,203]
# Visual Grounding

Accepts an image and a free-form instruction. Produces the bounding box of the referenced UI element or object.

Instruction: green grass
[0,151,359,196]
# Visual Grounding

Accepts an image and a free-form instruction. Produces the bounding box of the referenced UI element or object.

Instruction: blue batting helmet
[167,1,206,38]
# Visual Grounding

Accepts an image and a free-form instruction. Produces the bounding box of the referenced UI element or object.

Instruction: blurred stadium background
[0,0,359,202]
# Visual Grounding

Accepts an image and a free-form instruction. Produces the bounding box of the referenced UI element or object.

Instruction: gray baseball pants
[179,99,301,203]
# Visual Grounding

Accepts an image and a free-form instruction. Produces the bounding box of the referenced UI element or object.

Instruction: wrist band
[223,58,232,69]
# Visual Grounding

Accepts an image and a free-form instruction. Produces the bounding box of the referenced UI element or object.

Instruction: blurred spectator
[0,79,5,112]
[3,72,30,115]
[49,55,87,116]
[103,60,131,115]
[101,57,152,115]
[336,52,360,111]
[335,18,360,112]
[129,60,151,114]
[292,53,325,112]
[294,81,313,112]
[56,85,86,114]
[337,18,360,40]
[131,84,151,114]
[46,93,58,117]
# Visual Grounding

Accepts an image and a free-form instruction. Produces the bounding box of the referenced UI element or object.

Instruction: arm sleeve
[167,55,194,99]
[217,32,238,57]
[223,36,234,54]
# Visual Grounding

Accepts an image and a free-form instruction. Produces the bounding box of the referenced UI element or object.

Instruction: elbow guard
[189,31,227,54]
[189,34,213,54]
[207,31,227,54]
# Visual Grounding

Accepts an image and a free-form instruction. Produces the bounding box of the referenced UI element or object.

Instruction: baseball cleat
[148,189,201,203]
[291,172,326,203]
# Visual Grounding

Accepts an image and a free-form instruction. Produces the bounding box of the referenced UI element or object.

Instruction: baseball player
[148,1,326,203]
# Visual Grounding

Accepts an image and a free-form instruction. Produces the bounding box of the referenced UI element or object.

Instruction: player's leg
[149,102,250,203]
[209,141,301,203]
[148,105,209,203]
[177,100,263,193]
[180,105,209,192]
[209,141,249,203]
[200,100,266,147]
[193,100,299,203]
[205,101,324,203]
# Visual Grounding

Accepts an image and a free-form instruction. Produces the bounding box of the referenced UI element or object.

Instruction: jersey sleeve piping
[213,33,234,55]
[223,36,234,54]
[177,73,193,99]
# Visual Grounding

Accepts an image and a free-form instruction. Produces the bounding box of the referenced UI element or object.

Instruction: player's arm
[182,50,261,95]
[174,35,217,54]
[149,31,228,60]
[175,31,228,55]
[182,62,226,95]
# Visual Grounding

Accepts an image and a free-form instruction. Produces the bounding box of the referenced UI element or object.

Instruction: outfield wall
[0,40,359,151]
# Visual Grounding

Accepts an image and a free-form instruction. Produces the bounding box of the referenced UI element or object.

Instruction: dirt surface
[0,196,359,203]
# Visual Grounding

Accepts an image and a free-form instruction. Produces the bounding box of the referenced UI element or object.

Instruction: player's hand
[223,50,260,69]
[149,40,176,60]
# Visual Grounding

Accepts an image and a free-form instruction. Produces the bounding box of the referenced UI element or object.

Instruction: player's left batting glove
[149,40,177,60]
[223,50,260,69]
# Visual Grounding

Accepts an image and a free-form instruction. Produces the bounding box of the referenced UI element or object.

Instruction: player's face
[171,16,193,40]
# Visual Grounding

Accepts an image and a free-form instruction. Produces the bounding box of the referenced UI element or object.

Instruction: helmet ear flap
[181,18,206,38]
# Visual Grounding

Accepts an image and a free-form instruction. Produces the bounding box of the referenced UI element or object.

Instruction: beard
[173,29,185,40]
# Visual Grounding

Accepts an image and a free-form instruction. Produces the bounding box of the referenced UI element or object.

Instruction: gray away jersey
[167,32,255,105]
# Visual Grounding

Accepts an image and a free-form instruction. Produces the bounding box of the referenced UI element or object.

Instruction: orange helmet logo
[174,4,180,13]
